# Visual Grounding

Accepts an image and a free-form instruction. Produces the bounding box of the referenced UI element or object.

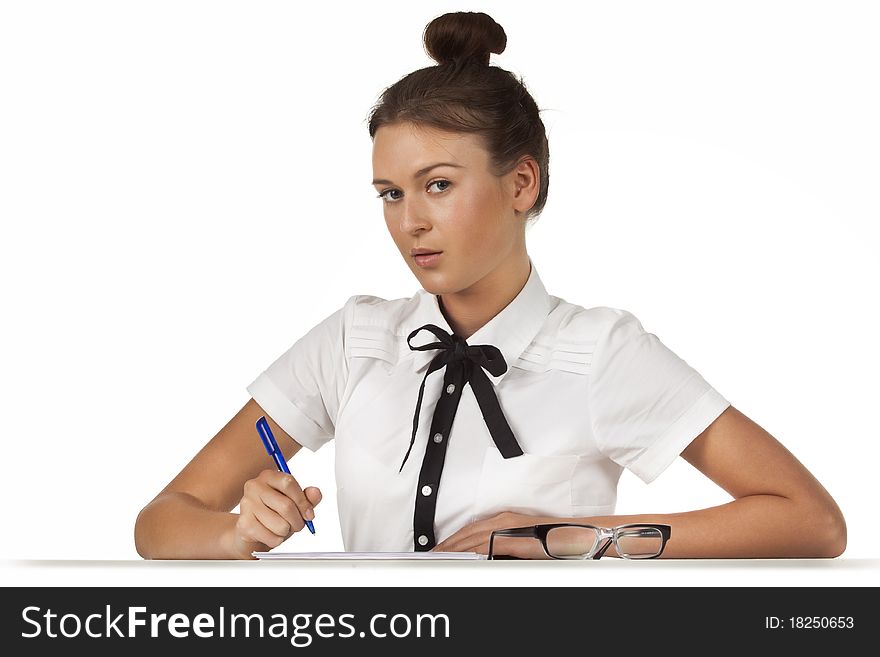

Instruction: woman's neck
[438,254,531,340]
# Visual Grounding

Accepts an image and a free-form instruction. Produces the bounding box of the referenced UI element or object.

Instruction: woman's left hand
[430,511,560,558]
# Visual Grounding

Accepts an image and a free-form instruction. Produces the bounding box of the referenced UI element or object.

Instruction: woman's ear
[511,157,540,215]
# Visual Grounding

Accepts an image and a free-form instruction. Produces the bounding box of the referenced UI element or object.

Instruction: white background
[1,1,877,585]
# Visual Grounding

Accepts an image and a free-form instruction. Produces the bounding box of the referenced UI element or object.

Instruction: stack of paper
[252,551,487,560]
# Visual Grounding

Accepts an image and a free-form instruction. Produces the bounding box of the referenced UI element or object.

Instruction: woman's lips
[413,252,442,267]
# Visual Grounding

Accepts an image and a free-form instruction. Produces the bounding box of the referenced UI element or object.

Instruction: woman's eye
[377,189,402,202]
[377,179,451,203]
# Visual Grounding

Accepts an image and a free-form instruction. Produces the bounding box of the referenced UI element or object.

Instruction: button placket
[411,362,465,551]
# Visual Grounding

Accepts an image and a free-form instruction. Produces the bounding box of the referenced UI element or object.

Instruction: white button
[421,485,432,496]
[418,535,429,546]
[433,432,443,443]
[446,384,456,394]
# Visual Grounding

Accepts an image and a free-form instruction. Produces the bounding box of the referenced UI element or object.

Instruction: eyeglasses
[488,523,672,560]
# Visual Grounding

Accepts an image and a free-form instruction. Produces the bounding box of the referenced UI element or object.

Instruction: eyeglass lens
[545,526,600,558]
[615,527,664,558]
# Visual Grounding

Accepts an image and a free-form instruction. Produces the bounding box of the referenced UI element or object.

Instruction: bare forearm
[577,494,847,559]
[134,491,251,560]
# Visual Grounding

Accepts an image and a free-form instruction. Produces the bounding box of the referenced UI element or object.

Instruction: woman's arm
[432,405,847,558]
[134,398,314,559]
[576,405,847,558]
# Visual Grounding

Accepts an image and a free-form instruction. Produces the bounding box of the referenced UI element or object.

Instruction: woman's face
[371,122,528,296]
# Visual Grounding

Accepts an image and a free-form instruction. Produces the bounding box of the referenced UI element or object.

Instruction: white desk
[4,558,878,587]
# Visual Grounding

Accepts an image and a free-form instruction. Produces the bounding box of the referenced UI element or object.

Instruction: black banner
[1,587,870,653]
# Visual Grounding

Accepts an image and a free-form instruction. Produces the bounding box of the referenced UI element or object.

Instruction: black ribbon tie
[399,323,524,472]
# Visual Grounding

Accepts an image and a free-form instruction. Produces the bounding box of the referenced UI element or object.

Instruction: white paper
[252,551,487,560]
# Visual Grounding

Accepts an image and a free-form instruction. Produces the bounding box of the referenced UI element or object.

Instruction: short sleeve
[246,295,358,452]
[588,310,731,484]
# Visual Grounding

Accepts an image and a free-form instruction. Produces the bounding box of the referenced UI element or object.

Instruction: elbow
[821,509,847,558]
[803,499,847,559]
[134,504,156,560]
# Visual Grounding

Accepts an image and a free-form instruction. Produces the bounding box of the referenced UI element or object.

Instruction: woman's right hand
[231,469,322,559]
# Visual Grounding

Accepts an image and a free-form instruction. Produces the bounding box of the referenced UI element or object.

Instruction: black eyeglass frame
[487,522,672,560]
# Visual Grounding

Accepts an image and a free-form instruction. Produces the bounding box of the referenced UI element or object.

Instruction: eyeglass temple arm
[592,538,613,560]
[492,527,539,538]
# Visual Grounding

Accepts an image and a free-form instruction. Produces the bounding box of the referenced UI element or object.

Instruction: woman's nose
[397,200,432,234]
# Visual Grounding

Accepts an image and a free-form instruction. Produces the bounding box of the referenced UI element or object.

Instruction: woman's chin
[414,275,454,296]
[407,260,467,296]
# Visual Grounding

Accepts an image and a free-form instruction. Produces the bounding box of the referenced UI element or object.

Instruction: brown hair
[367,11,550,225]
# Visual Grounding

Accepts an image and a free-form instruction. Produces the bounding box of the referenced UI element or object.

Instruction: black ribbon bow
[399,323,524,472]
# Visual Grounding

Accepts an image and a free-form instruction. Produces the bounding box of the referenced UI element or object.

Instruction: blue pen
[256,416,315,534]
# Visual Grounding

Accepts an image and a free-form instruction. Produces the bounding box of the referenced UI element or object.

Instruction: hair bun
[423,11,506,67]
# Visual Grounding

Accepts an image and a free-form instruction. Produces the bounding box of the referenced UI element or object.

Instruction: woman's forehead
[372,124,487,178]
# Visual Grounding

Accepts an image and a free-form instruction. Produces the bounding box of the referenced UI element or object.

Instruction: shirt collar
[405,257,552,386]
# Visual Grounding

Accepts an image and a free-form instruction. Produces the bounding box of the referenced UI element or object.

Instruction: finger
[303,486,323,517]
[266,472,315,523]
[252,497,297,537]
[434,532,479,552]
[432,523,482,551]
[442,535,487,554]
[434,531,482,553]
[433,516,501,552]
[259,487,306,533]
[244,508,289,548]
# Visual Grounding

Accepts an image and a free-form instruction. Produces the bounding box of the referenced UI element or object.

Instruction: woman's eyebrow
[372,162,464,186]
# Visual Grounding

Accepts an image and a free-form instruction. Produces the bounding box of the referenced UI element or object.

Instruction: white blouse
[246,259,731,552]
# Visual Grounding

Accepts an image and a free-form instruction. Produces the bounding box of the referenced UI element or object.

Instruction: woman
[134,11,846,560]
